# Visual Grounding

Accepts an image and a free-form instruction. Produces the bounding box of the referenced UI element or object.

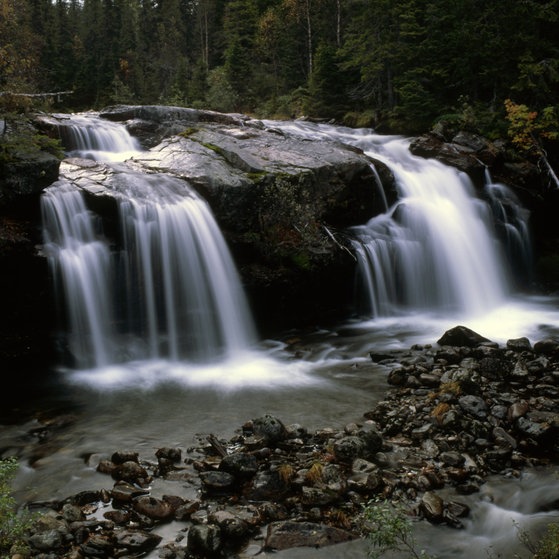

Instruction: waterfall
[114,172,257,363]
[484,168,533,287]
[42,114,256,369]
[352,152,509,316]
[264,120,531,319]
[41,181,115,367]
[55,113,142,162]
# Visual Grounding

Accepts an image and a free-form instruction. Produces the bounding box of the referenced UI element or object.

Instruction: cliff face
[0,116,61,371]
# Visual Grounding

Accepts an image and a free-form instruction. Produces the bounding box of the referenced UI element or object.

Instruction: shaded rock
[458,395,487,418]
[219,452,259,479]
[80,534,114,557]
[208,510,251,540]
[265,521,355,551]
[115,529,162,554]
[132,496,174,521]
[246,470,289,500]
[438,326,492,348]
[507,337,532,351]
[420,491,444,522]
[534,338,559,355]
[199,471,235,493]
[333,436,365,463]
[251,414,288,444]
[187,524,222,556]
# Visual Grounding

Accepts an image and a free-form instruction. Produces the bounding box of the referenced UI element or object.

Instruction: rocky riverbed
[17,325,559,559]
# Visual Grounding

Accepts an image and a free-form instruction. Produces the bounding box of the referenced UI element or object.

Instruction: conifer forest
[1,0,558,135]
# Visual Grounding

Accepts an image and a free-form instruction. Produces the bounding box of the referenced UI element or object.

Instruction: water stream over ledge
[3,112,559,558]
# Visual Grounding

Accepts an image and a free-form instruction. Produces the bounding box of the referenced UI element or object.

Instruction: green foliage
[493,520,559,559]
[0,457,34,557]
[360,499,436,559]
[505,98,559,155]
[205,67,238,113]
[3,0,559,130]
[532,523,559,559]
[434,97,506,140]
[0,114,64,164]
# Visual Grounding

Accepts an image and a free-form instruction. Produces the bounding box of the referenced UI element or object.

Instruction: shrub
[360,499,436,559]
[0,457,34,557]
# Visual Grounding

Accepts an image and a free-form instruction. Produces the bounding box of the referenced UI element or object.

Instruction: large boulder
[43,106,397,331]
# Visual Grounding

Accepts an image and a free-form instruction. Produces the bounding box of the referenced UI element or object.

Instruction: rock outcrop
[36,106,397,332]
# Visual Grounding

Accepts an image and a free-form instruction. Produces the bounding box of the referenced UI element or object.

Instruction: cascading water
[114,172,257,363]
[42,114,256,369]
[265,121,532,320]
[352,152,509,316]
[484,168,533,287]
[56,113,143,162]
[41,181,115,367]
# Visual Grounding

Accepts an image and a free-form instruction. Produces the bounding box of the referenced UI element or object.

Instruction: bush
[360,499,436,559]
[0,457,34,557]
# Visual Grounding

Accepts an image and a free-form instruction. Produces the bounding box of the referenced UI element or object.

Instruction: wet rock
[251,414,287,444]
[111,450,139,464]
[28,529,65,552]
[59,503,84,523]
[115,529,163,554]
[133,496,174,521]
[438,325,492,348]
[507,337,532,351]
[112,460,150,484]
[333,436,366,463]
[265,521,355,550]
[103,510,131,525]
[199,471,235,493]
[420,491,444,522]
[511,359,530,378]
[534,338,559,355]
[187,524,222,556]
[440,451,465,467]
[219,451,259,479]
[358,426,383,457]
[387,367,408,386]
[516,411,559,445]
[175,499,201,520]
[110,480,149,504]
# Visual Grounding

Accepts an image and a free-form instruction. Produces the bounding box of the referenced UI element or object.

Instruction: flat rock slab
[265,520,356,550]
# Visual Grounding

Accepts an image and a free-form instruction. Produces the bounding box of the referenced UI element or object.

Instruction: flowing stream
[3,113,559,558]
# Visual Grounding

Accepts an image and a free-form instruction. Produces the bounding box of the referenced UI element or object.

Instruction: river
[2,112,559,558]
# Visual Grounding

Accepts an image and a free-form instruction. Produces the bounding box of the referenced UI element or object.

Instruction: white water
[267,120,530,320]
[41,181,115,367]
[42,113,257,370]
[56,113,143,162]
[114,171,257,362]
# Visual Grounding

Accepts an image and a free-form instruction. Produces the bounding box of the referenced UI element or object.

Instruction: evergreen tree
[220,0,258,109]
[0,0,41,95]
